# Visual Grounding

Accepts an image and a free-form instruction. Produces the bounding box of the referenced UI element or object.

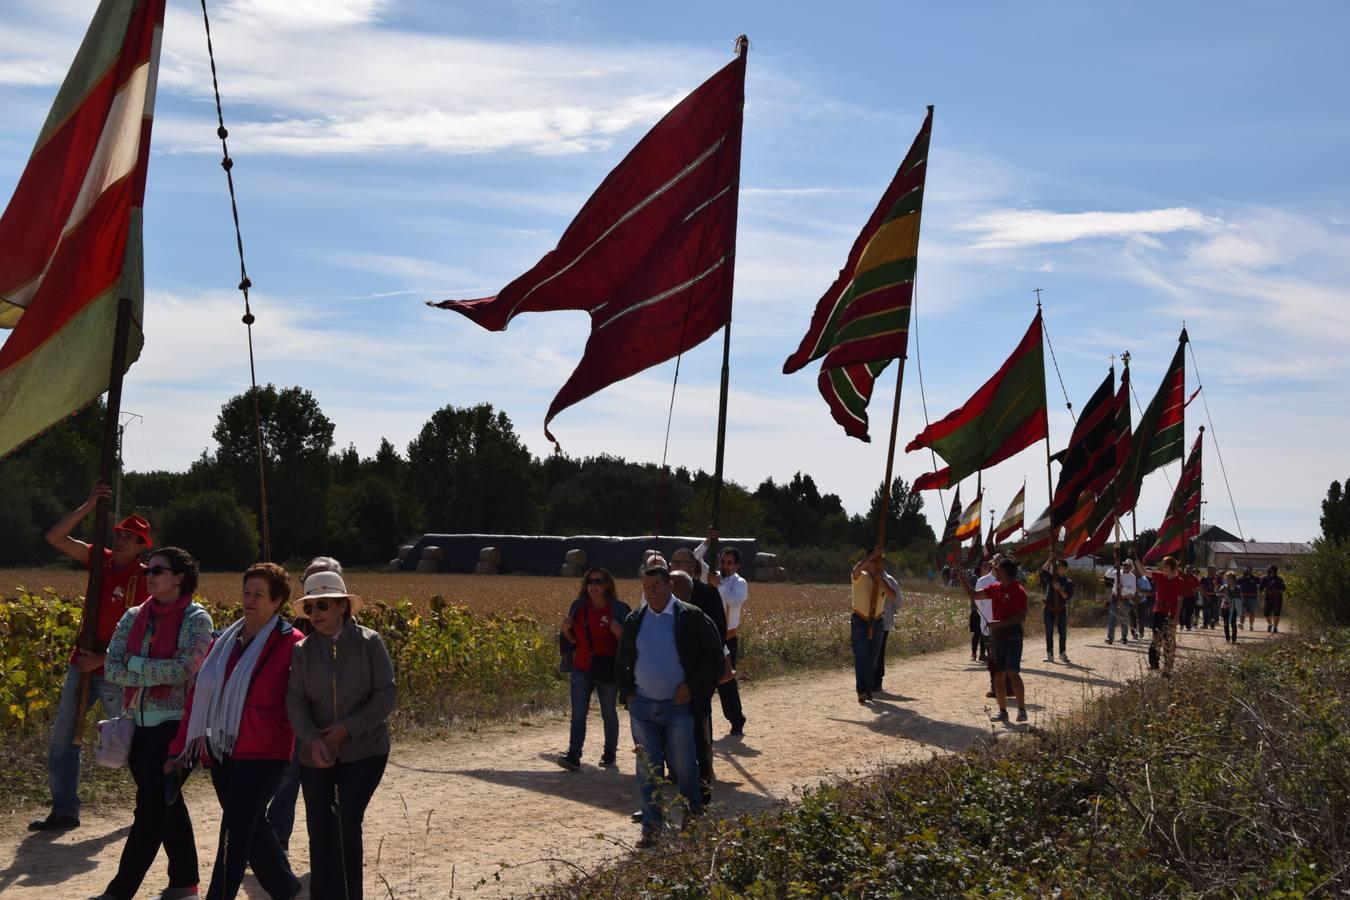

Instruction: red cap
[113,514,153,547]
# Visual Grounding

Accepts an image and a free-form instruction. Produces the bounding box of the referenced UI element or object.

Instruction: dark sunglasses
[146,565,174,576]
[302,599,336,615]
[586,577,607,586]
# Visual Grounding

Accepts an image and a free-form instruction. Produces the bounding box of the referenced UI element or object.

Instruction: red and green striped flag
[782,107,932,441]
[1082,330,1188,539]
[0,0,164,458]
[936,487,963,563]
[1144,429,1203,563]
[993,484,1026,542]
[905,312,1048,491]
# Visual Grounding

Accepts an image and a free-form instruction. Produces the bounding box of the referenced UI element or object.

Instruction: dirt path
[0,623,1274,898]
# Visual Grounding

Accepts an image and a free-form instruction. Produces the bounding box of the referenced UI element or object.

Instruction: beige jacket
[287,619,396,765]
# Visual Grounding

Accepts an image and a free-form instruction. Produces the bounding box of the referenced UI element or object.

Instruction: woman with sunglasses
[286,571,396,900]
[166,562,304,900]
[97,547,214,900]
[555,567,632,770]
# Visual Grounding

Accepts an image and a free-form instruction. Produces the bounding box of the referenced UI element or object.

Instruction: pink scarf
[123,593,191,703]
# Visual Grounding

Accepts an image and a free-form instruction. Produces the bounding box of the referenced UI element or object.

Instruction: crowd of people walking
[26,484,1291,894]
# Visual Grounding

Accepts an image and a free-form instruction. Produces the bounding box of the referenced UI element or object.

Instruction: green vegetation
[1288,539,1350,627]
[0,391,938,578]
[552,632,1350,898]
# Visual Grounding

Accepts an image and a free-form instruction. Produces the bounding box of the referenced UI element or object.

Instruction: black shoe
[857,692,869,705]
[991,709,1010,723]
[729,719,745,736]
[28,813,79,832]
[635,827,660,849]
[553,753,581,771]
[1016,708,1028,723]
[599,754,616,767]
[631,810,644,823]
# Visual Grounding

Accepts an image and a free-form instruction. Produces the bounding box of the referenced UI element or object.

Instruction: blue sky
[2,0,1347,543]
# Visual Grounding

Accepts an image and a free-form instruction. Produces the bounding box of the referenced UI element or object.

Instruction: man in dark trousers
[617,566,724,848]
[31,483,152,832]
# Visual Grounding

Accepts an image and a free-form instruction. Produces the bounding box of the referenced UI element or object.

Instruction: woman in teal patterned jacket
[96,546,214,900]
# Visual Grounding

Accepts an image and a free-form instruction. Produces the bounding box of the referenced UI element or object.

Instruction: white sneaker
[1043,654,1053,663]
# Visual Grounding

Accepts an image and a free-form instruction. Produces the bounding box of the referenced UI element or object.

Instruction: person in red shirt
[957,558,1029,723]
[556,567,632,770]
[1135,557,1184,676]
[30,483,152,832]
[167,562,304,900]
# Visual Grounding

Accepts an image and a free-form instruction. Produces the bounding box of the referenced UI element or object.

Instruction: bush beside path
[0,622,1268,898]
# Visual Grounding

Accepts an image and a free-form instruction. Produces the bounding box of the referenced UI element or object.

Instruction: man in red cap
[29,483,153,832]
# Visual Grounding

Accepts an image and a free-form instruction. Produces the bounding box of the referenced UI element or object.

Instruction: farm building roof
[1206,541,1313,555]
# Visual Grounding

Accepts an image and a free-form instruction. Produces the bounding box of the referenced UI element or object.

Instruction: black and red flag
[1144,429,1203,563]
[1050,367,1129,528]
[906,312,1048,491]
[432,43,747,444]
[782,107,932,440]
[936,488,963,564]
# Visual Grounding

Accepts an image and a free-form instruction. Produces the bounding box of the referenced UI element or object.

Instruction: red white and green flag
[906,312,1048,491]
[782,107,932,441]
[433,44,747,445]
[0,0,164,458]
[1144,430,1203,563]
[1051,366,1129,528]
[993,484,1026,542]
[1017,506,1056,557]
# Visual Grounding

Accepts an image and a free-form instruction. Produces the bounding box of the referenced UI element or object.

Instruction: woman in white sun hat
[286,571,396,900]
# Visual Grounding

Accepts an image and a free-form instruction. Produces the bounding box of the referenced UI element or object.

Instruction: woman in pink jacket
[167,562,304,900]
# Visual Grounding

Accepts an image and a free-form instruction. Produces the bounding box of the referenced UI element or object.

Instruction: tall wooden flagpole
[72,296,135,744]
[709,34,750,545]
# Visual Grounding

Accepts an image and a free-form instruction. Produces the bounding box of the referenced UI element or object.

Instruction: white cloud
[959,207,1219,249]
[216,0,389,31]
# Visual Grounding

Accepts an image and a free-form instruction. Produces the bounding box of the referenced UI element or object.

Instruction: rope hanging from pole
[199,0,271,560]
[910,282,946,515]
[1035,289,1076,424]
[1187,341,1246,542]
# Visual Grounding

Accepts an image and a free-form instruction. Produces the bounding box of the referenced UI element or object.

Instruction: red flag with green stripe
[783,107,932,440]
[0,0,164,458]
[905,312,1048,491]
[1144,430,1203,563]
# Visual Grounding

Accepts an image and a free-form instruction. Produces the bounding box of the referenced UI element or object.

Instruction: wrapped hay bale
[387,559,400,573]
[774,566,789,582]
[397,543,416,561]
[755,552,776,567]
[415,559,440,573]
[753,566,775,582]
[421,545,444,563]
[560,563,583,578]
[479,547,501,565]
[475,560,499,575]
[563,548,587,566]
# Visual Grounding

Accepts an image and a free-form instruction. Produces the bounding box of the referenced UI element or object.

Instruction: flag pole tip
[734,35,749,55]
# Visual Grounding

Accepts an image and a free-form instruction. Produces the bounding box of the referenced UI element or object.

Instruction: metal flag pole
[1036,292,1057,555]
[73,296,135,745]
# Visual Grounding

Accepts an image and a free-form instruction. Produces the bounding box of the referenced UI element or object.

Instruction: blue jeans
[1043,608,1067,656]
[568,668,619,761]
[48,663,123,817]
[850,614,885,695]
[628,696,700,828]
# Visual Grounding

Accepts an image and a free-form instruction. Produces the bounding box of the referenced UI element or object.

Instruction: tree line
[1,385,936,571]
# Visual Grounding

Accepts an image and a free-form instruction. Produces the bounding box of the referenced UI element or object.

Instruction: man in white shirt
[710,536,748,735]
[974,558,1002,699]
[1107,560,1137,645]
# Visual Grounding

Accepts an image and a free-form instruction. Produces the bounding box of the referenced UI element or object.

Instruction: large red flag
[433,46,747,444]
[0,0,164,458]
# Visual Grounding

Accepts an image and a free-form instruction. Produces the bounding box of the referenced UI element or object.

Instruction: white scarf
[179,615,279,762]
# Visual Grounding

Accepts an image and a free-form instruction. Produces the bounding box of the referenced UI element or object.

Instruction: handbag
[95,712,135,768]
[558,631,575,674]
